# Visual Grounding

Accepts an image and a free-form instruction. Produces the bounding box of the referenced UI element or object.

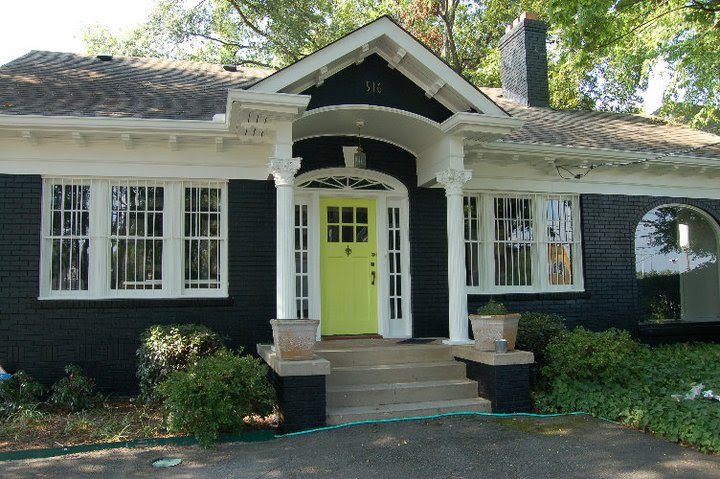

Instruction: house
[0,14,719,395]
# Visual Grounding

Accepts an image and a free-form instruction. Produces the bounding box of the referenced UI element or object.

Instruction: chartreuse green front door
[320,197,378,335]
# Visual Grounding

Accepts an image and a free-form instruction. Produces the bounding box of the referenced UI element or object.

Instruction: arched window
[635,205,720,323]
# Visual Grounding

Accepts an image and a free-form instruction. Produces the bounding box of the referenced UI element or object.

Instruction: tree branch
[187,32,246,49]
[226,0,300,62]
[233,58,275,68]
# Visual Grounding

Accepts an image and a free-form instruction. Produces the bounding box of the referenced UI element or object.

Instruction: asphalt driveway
[4,414,720,478]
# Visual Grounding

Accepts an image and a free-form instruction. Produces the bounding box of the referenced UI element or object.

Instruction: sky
[0,0,153,67]
[0,0,667,114]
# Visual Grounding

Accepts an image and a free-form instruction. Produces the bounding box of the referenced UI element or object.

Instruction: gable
[301,54,453,122]
[250,16,509,118]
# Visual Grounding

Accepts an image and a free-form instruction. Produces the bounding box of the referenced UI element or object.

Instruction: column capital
[436,168,472,196]
[269,157,302,187]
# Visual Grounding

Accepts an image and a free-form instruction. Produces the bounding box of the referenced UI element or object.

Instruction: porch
[258,339,534,433]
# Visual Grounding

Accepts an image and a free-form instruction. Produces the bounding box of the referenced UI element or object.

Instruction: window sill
[35,296,234,309]
[468,290,590,301]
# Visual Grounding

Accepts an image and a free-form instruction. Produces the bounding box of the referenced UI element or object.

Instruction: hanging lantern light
[354,119,367,169]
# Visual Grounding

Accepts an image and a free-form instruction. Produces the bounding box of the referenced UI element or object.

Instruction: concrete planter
[270,319,320,360]
[469,313,521,351]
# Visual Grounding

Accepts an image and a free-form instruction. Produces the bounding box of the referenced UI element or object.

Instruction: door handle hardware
[371,271,376,285]
[345,245,352,257]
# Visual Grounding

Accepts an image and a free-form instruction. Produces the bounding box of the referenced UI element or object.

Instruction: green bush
[50,364,102,411]
[541,327,644,383]
[516,312,567,365]
[0,371,47,416]
[535,332,720,454]
[136,323,226,402]
[158,349,275,448]
[477,299,508,315]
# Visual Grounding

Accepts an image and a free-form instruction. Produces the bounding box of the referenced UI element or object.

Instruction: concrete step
[326,397,492,425]
[327,361,467,387]
[327,379,479,408]
[316,344,453,367]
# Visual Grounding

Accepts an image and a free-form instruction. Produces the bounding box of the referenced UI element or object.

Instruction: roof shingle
[481,88,720,160]
[0,51,270,120]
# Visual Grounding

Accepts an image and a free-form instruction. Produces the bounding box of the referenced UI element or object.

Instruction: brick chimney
[499,12,549,107]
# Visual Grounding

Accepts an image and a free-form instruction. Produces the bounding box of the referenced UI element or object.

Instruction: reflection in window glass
[184,185,223,289]
[49,181,90,291]
[110,183,164,290]
[636,206,720,322]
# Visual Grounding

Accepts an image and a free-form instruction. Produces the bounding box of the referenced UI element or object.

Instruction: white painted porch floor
[315,339,491,425]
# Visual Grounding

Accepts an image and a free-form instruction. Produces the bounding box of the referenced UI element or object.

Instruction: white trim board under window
[464,192,583,294]
[40,177,228,299]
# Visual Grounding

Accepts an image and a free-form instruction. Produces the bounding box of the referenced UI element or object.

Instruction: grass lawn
[534,338,720,454]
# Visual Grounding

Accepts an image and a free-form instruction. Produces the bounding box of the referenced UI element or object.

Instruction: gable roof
[0,51,270,120]
[482,88,720,160]
[250,16,509,118]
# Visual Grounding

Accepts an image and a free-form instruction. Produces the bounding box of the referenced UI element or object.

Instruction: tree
[83,0,538,81]
[542,0,720,133]
[83,0,720,135]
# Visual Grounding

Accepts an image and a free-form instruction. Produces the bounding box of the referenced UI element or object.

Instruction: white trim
[482,140,720,167]
[296,168,408,195]
[39,177,229,300]
[295,167,412,338]
[250,17,508,117]
[464,190,584,294]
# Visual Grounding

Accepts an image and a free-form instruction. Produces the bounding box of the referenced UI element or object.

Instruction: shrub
[540,327,644,384]
[137,324,226,402]
[535,341,720,453]
[158,349,275,448]
[477,299,508,315]
[516,312,567,365]
[0,371,47,416]
[50,364,102,411]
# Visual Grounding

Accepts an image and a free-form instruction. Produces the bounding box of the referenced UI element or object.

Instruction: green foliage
[515,312,567,365]
[541,327,643,383]
[136,323,226,402]
[50,365,102,412]
[0,371,47,416]
[158,349,275,448]
[476,299,508,315]
[80,1,720,134]
[536,333,720,453]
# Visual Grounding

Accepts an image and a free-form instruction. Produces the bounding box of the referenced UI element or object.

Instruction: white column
[269,157,301,320]
[437,168,473,345]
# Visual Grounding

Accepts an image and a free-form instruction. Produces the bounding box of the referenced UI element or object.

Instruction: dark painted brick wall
[294,136,450,338]
[0,175,277,392]
[459,359,532,413]
[270,372,326,433]
[470,194,720,337]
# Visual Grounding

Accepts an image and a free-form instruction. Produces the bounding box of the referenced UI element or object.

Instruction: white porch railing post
[437,168,473,345]
[269,157,302,320]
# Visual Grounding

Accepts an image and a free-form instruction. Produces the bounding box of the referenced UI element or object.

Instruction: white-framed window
[40,177,228,299]
[294,203,310,319]
[464,192,583,293]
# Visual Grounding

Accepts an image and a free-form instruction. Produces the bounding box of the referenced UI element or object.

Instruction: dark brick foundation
[458,358,532,413]
[270,371,326,433]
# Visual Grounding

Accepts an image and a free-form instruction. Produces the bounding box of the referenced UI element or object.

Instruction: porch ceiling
[293,105,442,156]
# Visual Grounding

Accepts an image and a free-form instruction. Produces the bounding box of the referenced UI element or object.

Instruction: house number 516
[366,81,382,94]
